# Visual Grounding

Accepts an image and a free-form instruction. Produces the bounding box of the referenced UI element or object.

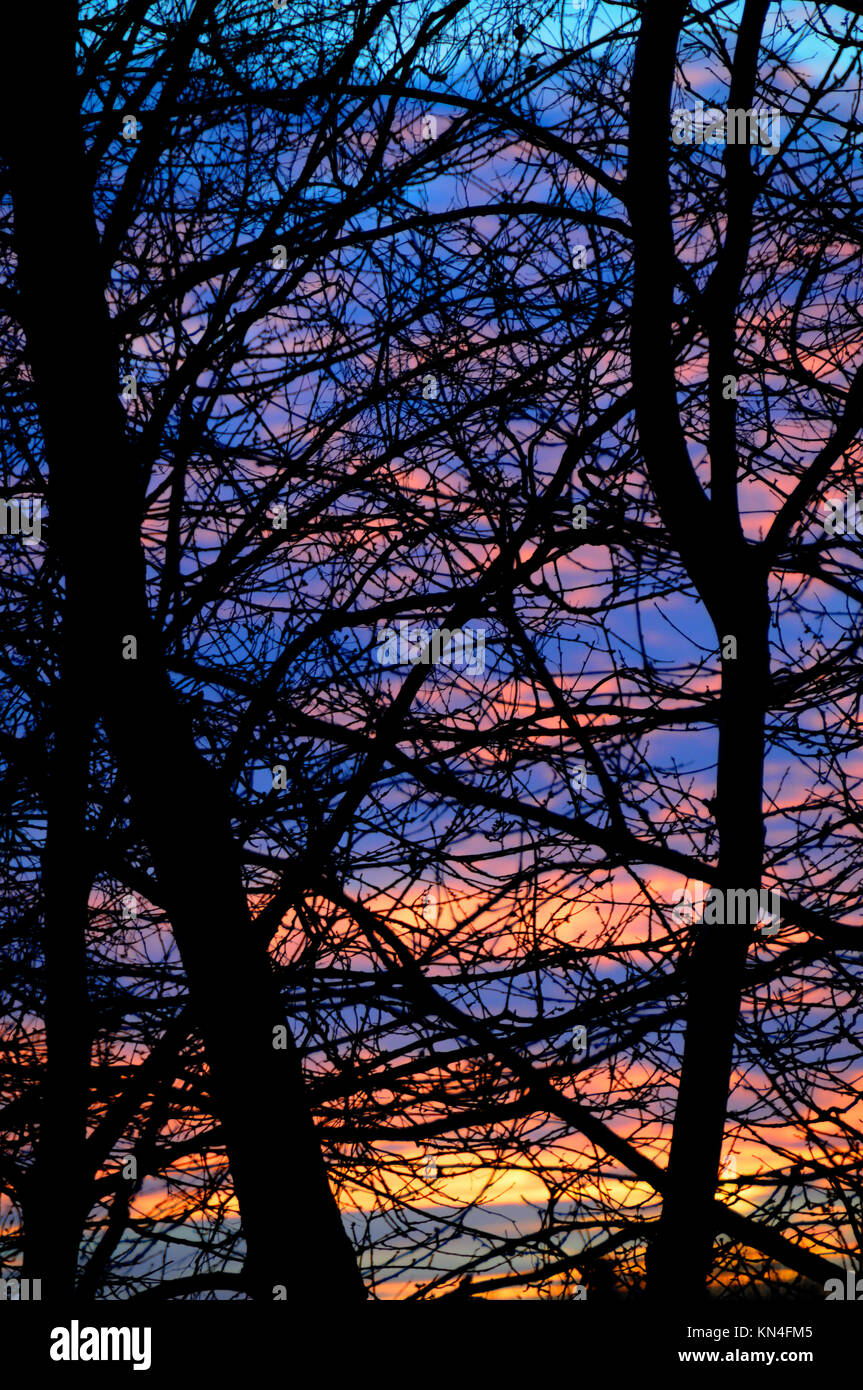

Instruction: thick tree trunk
[22,603,94,1299]
[3,5,364,1301]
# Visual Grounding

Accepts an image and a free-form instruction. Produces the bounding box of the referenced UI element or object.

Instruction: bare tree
[1,0,862,1305]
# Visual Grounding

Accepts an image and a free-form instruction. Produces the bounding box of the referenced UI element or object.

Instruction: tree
[1,0,862,1304]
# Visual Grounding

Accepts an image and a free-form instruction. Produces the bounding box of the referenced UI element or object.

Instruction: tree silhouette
[1,0,862,1304]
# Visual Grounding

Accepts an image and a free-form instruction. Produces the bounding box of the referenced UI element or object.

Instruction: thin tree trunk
[627,0,772,1294]
[2,5,364,1302]
[647,588,769,1294]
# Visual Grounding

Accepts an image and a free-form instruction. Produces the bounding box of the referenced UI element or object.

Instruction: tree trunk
[647,582,769,1294]
[627,0,771,1294]
[22,603,94,1299]
[2,4,364,1302]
